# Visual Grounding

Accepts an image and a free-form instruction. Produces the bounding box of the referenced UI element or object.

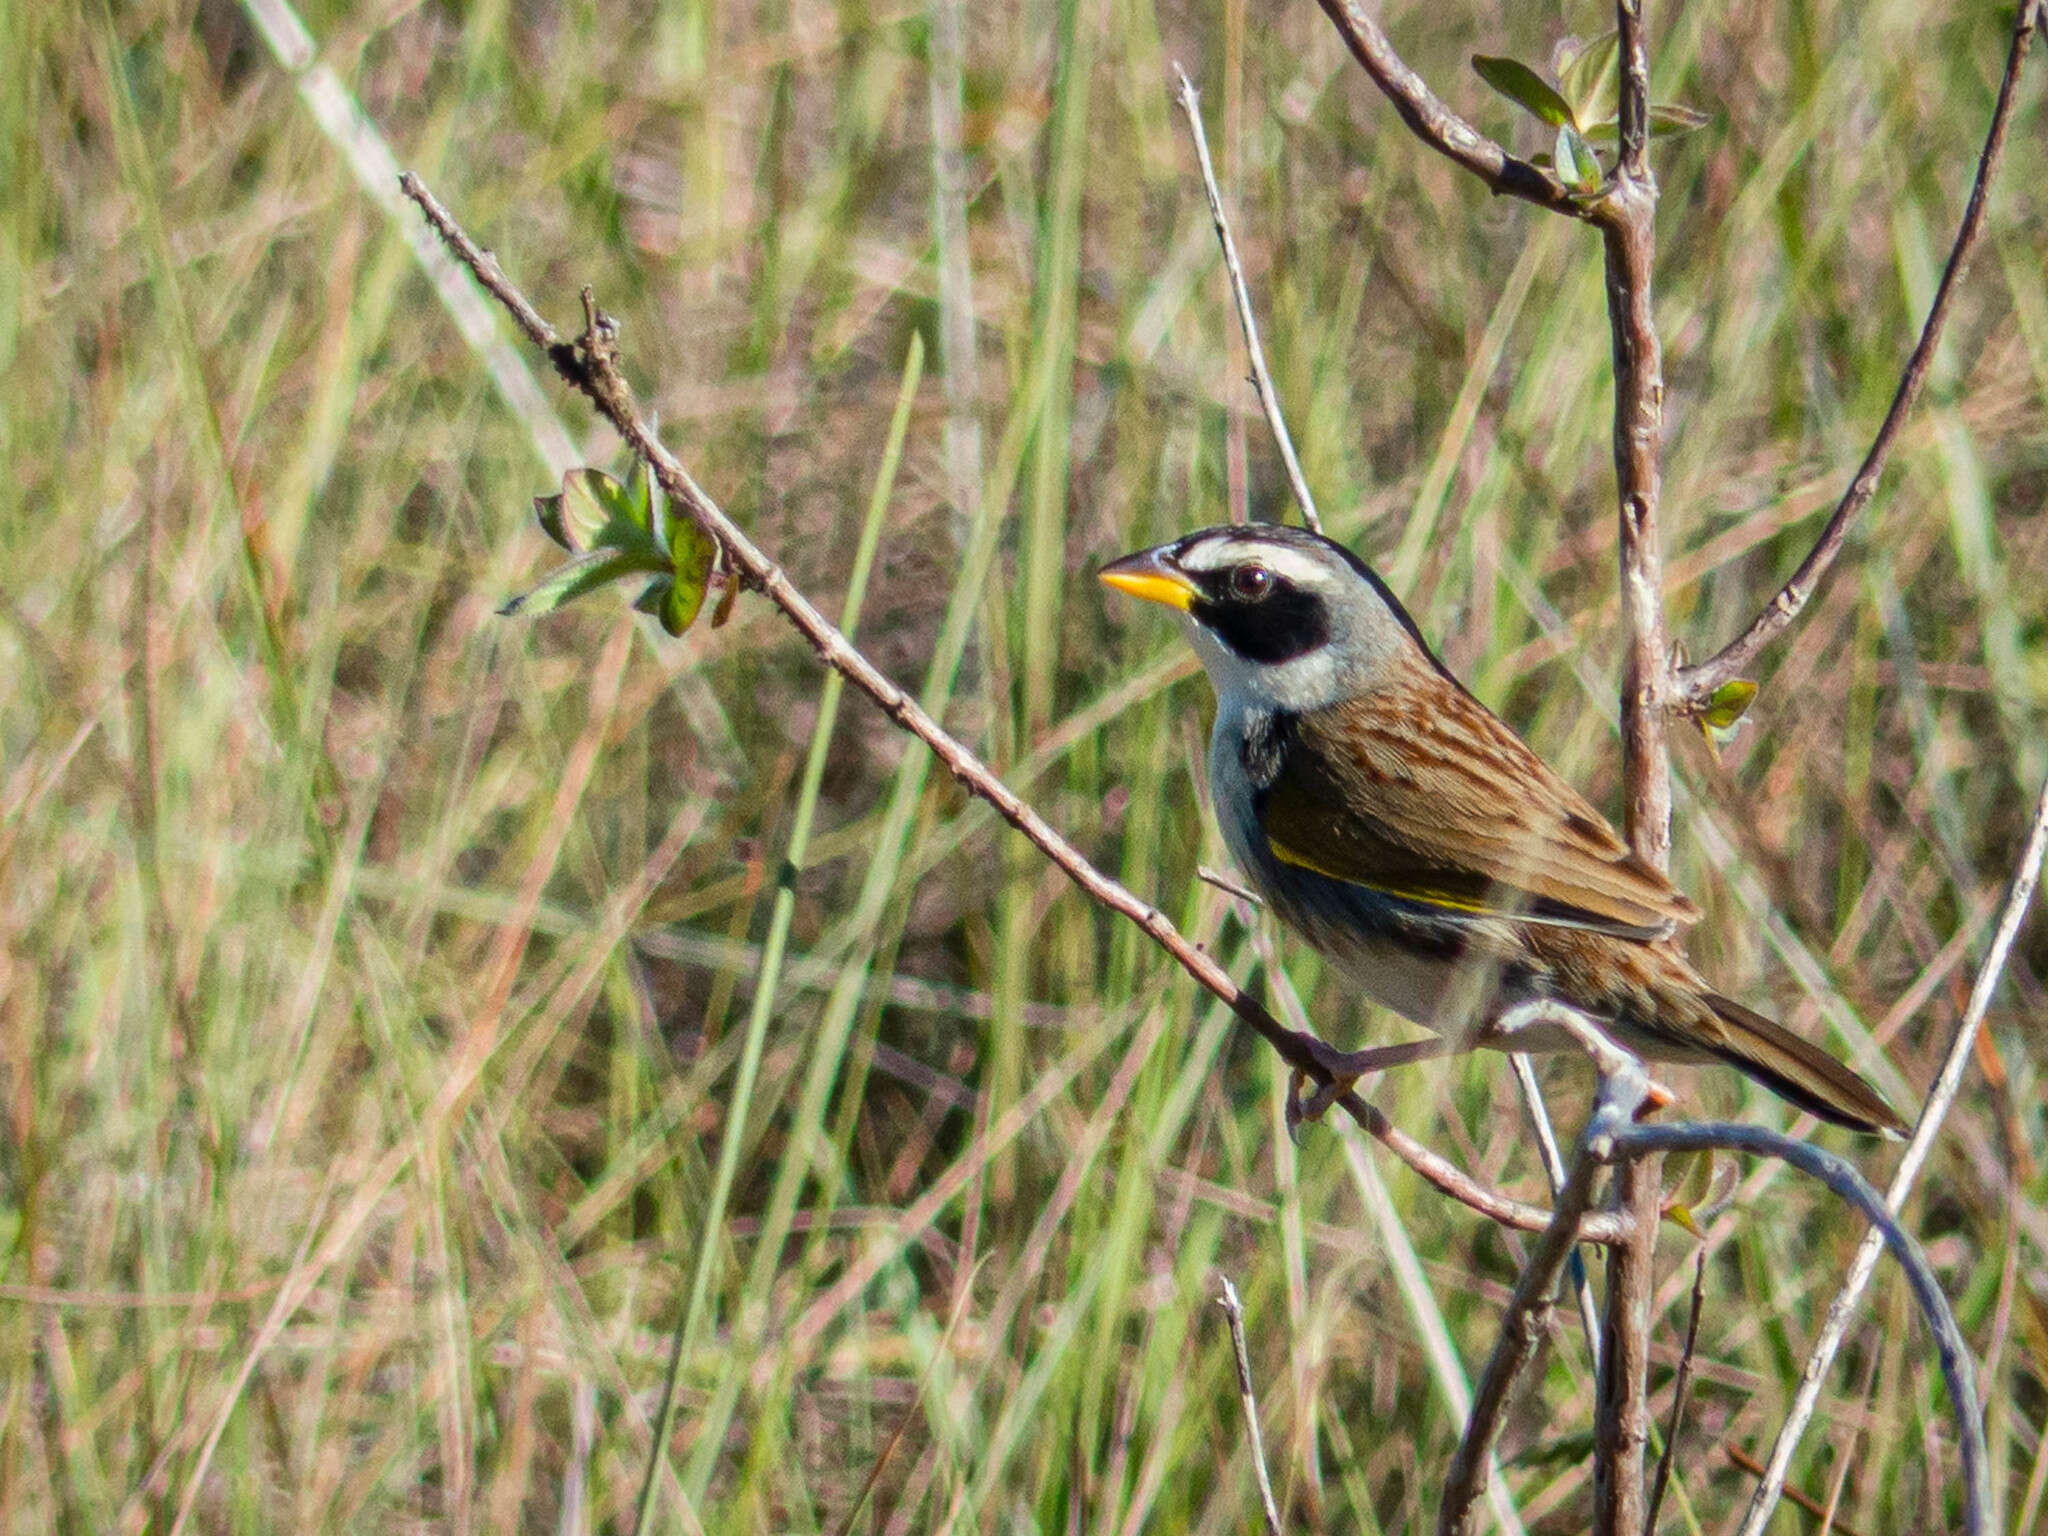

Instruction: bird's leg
[1287,1037,1454,1138]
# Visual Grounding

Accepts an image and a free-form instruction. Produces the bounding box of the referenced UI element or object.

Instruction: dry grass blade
[1217,1277,1285,1536]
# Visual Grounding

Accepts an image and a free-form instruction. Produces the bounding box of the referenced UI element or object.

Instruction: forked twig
[1172,65,1322,534]
[1312,0,1585,216]
[1438,1004,1655,1536]
[1309,7,1675,1526]
[1676,0,2042,706]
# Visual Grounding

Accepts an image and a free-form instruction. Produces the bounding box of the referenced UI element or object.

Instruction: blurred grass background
[3,0,2046,1530]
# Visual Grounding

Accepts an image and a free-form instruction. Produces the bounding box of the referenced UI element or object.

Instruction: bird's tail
[1702,994,1910,1138]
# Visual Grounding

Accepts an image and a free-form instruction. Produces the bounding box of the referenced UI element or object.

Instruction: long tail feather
[1703,994,1910,1138]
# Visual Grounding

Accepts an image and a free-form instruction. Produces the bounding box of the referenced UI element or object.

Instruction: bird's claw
[1285,1068,1357,1142]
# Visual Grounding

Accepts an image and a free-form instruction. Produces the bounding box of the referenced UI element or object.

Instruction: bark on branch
[1314,0,1587,217]
[396,170,1626,1248]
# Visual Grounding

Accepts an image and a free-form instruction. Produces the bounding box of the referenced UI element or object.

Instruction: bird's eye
[1229,564,1274,601]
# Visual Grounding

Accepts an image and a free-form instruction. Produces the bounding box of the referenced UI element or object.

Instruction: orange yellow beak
[1098,546,1196,611]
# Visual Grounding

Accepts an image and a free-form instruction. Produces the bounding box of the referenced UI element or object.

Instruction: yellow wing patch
[1267,836,1495,915]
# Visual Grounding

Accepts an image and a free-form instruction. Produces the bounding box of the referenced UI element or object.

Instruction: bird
[1099,522,1908,1137]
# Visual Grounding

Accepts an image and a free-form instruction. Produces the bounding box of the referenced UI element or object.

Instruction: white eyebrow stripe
[1180,537,1332,588]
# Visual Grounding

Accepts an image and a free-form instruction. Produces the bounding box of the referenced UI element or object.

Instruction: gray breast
[1204,695,1500,1036]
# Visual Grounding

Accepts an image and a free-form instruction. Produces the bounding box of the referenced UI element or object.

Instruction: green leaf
[533,491,577,551]
[1661,1148,1718,1237]
[1581,104,1713,146]
[624,460,656,535]
[1701,678,1758,730]
[660,506,716,636]
[1649,102,1711,133]
[500,548,649,619]
[1471,55,1575,128]
[669,546,715,637]
[1554,123,1603,192]
[1556,30,1618,127]
[629,575,707,637]
[569,468,641,545]
[511,469,719,636]
[532,468,662,557]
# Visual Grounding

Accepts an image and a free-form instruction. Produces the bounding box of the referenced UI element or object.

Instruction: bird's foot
[1285,1037,1454,1141]
[1286,1068,1353,1141]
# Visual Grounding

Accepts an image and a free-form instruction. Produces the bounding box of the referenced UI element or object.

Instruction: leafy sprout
[502,465,724,637]
[1472,31,1708,195]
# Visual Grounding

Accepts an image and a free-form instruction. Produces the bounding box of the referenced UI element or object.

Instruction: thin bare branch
[1218,1278,1284,1536]
[1644,1249,1707,1536]
[1172,65,1322,534]
[1439,1136,1607,1536]
[1313,0,1586,217]
[395,171,1626,1247]
[1599,198,1671,862]
[1618,1121,1990,1536]
[1614,0,1652,183]
[1724,1446,1871,1536]
[1439,1004,1654,1536]
[1510,1053,1603,1377]
[1588,8,1671,1530]
[1675,0,2041,706]
[1734,770,2048,1536]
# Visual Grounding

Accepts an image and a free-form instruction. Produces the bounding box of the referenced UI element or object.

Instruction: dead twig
[1218,1278,1285,1536]
[1644,1249,1707,1536]
[1172,64,1322,534]
[1438,1002,1657,1536]
[1722,1446,1869,1536]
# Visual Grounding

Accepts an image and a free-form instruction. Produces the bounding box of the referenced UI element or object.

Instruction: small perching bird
[1100,523,1907,1137]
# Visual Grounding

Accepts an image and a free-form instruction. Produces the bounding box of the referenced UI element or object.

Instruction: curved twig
[1734,770,2048,1536]
[1675,0,2041,706]
[1615,1122,1988,1536]
[395,171,1624,1247]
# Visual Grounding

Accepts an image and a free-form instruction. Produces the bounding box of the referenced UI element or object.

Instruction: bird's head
[1098,524,1446,712]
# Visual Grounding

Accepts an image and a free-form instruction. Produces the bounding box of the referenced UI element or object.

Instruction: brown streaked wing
[1261,670,1700,938]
